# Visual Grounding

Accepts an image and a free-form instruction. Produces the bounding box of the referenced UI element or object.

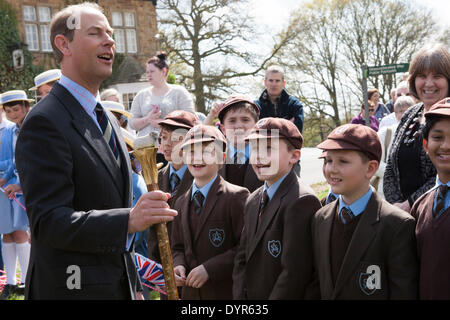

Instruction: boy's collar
[338,187,373,217]
[191,174,218,199]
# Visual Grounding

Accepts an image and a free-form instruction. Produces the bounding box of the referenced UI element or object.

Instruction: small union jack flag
[134,253,165,287]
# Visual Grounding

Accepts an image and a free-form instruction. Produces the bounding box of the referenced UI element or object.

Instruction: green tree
[0,0,43,92]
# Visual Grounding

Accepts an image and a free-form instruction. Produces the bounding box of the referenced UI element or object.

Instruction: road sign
[365,63,409,77]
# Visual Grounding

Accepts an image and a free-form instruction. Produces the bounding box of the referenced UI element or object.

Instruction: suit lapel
[332,193,380,298]
[247,171,295,260]
[193,176,222,244]
[179,186,195,255]
[159,164,171,193]
[52,83,125,198]
[110,108,132,206]
[318,201,338,298]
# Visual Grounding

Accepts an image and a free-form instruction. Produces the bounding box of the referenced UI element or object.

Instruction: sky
[249,0,450,32]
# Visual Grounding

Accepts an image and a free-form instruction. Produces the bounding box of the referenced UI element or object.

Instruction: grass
[311,181,329,201]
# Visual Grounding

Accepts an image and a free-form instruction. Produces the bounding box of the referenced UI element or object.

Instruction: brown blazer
[148,164,194,262]
[233,169,322,300]
[171,175,249,299]
[312,192,418,300]
[218,159,263,193]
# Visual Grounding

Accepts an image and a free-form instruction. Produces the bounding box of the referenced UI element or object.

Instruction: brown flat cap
[425,97,450,118]
[317,124,381,162]
[218,95,260,122]
[245,117,303,149]
[158,110,200,130]
[180,124,227,150]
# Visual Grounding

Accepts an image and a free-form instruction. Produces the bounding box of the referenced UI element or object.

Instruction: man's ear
[54,34,72,57]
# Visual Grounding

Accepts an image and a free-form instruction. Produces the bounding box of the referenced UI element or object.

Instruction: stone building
[5,0,158,108]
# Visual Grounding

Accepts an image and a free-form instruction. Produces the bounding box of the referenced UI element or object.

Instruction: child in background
[0,90,33,299]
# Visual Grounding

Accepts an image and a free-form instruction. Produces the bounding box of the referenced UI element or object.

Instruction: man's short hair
[50,3,104,64]
[265,65,285,80]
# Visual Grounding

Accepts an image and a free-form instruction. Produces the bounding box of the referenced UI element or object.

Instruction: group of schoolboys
[2,73,449,301]
[151,94,450,300]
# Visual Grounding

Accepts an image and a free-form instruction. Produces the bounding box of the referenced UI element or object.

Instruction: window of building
[23,5,52,52]
[111,11,138,54]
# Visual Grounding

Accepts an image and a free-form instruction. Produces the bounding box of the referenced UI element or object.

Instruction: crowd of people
[0,2,449,301]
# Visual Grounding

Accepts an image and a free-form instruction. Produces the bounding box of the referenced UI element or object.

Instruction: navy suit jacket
[15,82,141,299]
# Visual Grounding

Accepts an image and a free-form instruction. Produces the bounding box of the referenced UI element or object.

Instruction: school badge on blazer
[359,265,381,295]
[267,240,281,258]
[209,228,225,247]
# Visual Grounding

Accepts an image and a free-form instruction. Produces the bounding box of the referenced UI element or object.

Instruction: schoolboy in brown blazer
[148,111,198,263]
[233,118,321,300]
[313,124,418,300]
[206,96,264,193]
[410,98,450,300]
[171,124,249,299]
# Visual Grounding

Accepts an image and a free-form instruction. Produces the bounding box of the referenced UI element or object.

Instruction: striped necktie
[340,207,354,224]
[95,103,121,166]
[170,172,181,195]
[258,189,270,219]
[434,185,449,219]
[193,190,205,214]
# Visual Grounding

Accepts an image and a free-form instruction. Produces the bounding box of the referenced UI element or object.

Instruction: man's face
[264,72,286,98]
[37,83,53,100]
[67,8,115,84]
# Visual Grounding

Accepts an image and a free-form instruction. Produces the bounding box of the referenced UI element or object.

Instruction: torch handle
[147,183,179,300]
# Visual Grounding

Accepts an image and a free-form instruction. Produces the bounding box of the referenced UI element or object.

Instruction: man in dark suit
[15,3,176,300]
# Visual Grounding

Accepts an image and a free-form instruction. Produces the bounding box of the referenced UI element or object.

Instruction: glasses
[396,93,411,97]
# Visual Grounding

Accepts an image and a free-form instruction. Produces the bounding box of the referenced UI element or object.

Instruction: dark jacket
[255,89,304,133]
[171,175,249,300]
[312,192,418,300]
[15,82,140,300]
[233,170,321,299]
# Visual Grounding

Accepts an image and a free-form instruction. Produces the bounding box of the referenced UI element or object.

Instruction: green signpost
[362,63,410,126]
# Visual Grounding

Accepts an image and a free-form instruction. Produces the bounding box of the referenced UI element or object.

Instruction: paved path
[300,148,326,186]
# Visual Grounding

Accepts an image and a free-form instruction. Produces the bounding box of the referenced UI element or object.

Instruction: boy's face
[183,142,225,182]
[424,118,450,182]
[250,138,300,186]
[324,150,378,202]
[159,127,186,165]
[4,103,28,125]
[220,108,256,148]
